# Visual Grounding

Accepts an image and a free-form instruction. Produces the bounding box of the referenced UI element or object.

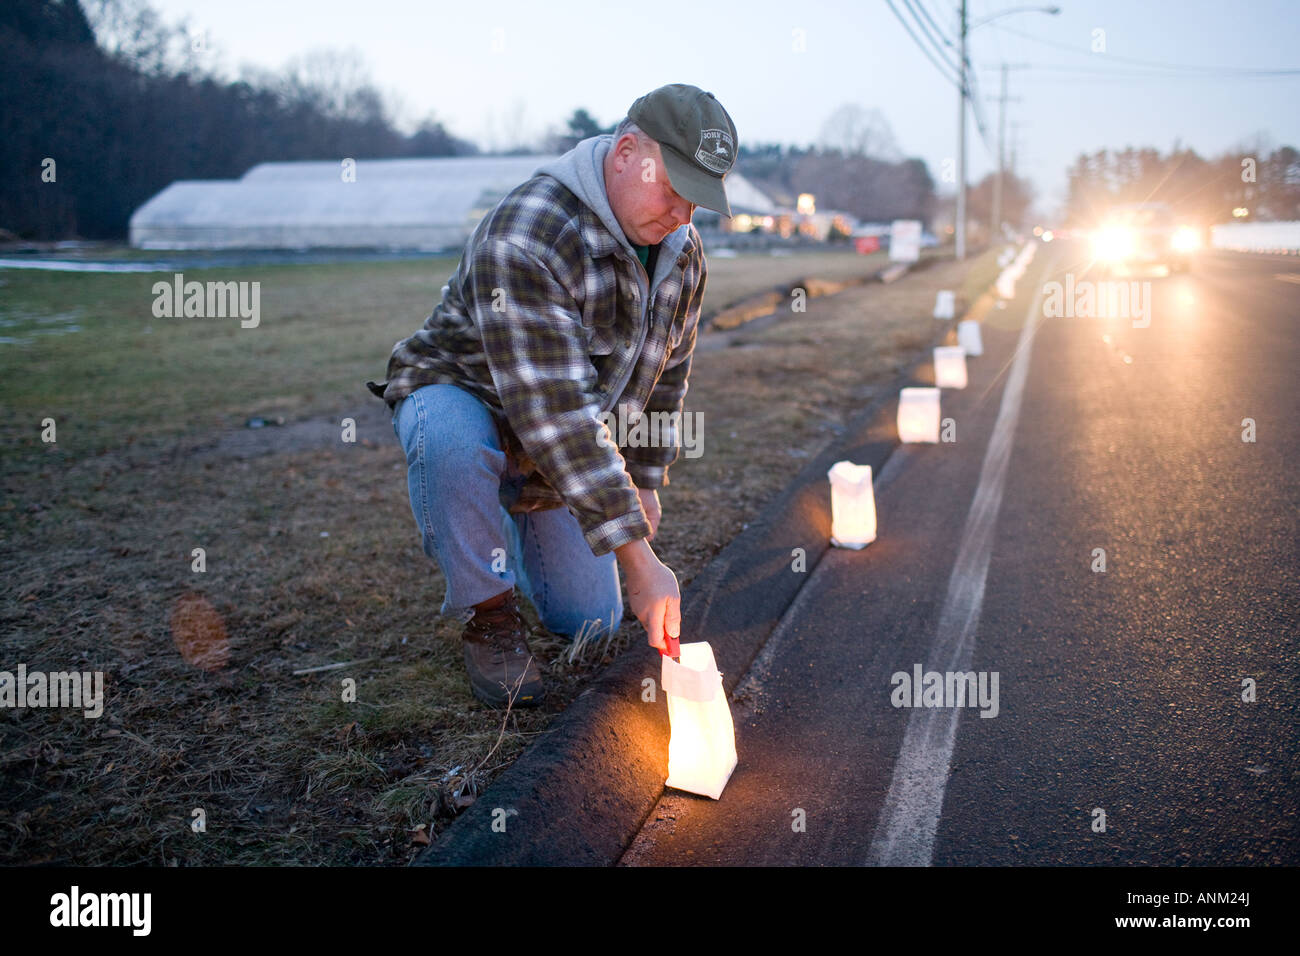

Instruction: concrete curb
[415,270,987,866]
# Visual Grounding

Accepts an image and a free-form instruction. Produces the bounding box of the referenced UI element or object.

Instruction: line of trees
[549,103,943,228]
[1063,143,1300,227]
[1,0,475,239]
[545,109,614,154]
[0,2,955,242]
[737,105,937,226]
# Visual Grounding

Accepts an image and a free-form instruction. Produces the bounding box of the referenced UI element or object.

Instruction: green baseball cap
[627,84,738,218]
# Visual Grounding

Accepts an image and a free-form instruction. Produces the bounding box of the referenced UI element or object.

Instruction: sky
[141,0,1300,217]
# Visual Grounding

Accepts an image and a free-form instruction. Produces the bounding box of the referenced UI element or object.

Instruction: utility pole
[991,63,1026,241]
[992,63,1007,244]
[955,0,968,260]
[952,5,1056,256]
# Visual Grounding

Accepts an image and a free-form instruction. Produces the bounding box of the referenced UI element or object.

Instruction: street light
[969,5,1060,30]
[955,3,1060,261]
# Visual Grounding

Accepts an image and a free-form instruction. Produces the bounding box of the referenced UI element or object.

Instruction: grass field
[0,243,1001,864]
[0,249,874,457]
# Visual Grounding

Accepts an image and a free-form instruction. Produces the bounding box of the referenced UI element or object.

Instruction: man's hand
[615,538,680,652]
[636,486,661,540]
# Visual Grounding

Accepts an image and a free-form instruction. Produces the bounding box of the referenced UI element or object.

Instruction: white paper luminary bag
[933,346,968,389]
[897,387,941,443]
[933,289,955,319]
[957,319,984,356]
[827,460,877,549]
[662,642,737,800]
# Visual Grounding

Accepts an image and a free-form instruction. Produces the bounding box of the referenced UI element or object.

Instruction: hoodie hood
[533,134,689,269]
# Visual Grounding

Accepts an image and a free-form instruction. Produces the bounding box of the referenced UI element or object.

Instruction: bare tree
[83,0,188,75]
[278,48,389,124]
[499,97,531,154]
[818,104,901,160]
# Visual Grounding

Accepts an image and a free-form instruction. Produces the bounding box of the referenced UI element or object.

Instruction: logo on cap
[695,129,735,175]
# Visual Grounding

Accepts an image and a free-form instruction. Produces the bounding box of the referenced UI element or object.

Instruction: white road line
[1273,273,1300,284]
[866,255,1053,867]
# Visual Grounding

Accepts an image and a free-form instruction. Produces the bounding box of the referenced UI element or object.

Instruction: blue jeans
[392,383,623,639]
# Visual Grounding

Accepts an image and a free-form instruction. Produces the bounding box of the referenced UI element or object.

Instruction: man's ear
[612,133,641,171]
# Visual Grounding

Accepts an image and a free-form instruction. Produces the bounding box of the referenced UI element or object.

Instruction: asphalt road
[620,245,1299,866]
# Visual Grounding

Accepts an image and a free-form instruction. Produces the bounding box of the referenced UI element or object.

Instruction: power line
[901,0,960,73]
[1002,62,1300,79]
[959,39,993,153]
[897,0,993,155]
[966,61,995,156]
[884,0,963,87]
[913,0,957,48]
[987,21,1300,75]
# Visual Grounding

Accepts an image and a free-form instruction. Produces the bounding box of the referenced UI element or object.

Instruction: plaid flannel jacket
[367,173,707,556]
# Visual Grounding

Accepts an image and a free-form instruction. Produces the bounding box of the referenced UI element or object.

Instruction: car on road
[1090,202,1201,275]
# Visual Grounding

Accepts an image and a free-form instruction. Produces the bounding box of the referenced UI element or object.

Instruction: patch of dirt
[186,402,398,461]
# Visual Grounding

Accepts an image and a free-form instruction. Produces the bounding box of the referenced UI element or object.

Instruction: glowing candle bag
[827,461,877,549]
[897,387,941,443]
[957,319,984,356]
[996,270,1017,299]
[663,642,737,800]
[933,290,955,319]
[933,346,969,389]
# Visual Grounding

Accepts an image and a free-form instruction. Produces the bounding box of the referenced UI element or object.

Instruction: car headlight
[1093,226,1136,261]
[1171,226,1200,253]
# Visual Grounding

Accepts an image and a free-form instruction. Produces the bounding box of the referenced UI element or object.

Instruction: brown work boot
[461,591,545,708]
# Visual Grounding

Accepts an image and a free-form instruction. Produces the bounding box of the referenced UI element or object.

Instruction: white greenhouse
[130,154,778,251]
[129,155,556,251]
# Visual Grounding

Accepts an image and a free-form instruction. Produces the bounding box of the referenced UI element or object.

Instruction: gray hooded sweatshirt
[535,134,692,326]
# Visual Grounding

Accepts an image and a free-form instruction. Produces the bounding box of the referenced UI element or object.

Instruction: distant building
[697,173,789,237]
[709,186,856,241]
[130,155,780,252]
